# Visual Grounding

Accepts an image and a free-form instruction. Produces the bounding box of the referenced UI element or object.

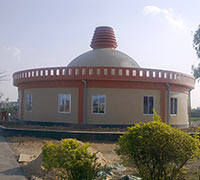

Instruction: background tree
[0,71,7,103]
[191,107,200,117]
[0,92,3,101]
[193,25,200,80]
[0,71,7,81]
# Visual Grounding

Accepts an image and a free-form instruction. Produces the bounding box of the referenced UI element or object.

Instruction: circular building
[13,26,195,128]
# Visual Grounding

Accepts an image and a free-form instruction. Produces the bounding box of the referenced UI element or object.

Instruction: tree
[0,71,7,101]
[0,71,7,81]
[116,112,200,180]
[193,25,200,80]
[191,107,200,117]
[0,92,3,100]
[192,64,200,80]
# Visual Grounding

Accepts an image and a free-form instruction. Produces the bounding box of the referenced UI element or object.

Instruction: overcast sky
[0,0,200,107]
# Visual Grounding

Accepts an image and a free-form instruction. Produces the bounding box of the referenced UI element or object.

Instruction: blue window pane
[143,96,148,114]
[149,96,154,114]
[174,98,177,114]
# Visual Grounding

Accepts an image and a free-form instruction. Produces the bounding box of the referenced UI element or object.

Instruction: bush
[42,139,103,180]
[117,112,200,180]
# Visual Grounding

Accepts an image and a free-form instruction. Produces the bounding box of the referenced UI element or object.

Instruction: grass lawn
[190,117,200,122]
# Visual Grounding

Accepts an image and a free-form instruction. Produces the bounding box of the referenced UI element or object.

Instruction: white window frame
[143,96,154,115]
[58,94,71,113]
[170,98,178,116]
[91,95,106,114]
[26,94,32,112]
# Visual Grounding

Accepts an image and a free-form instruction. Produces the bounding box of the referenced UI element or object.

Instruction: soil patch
[3,122,200,180]
[6,137,135,180]
[6,136,200,180]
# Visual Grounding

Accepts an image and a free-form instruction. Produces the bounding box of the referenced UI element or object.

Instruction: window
[82,68,86,75]
[118,69,122,76]
[89,69,93,75]
[111,69,115,75]
[58,94,71,113]
[143,96,154,114]
[92,95,106,114]
[26,94,32,112]
[104,69,108,75]
[96,68,101,75]
[170,98,177,115]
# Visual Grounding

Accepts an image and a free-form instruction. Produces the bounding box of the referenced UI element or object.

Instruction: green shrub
[117,112,200,180]
[42,139,103,180]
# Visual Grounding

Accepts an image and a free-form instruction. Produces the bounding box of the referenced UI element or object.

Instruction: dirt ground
[5,136,120,163]
[3,121,200,180]
[5,136,136,180]
[5,136,200,180]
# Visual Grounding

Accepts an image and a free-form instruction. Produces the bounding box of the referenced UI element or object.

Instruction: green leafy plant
[117,111,200,180]
[42,139,103,180]
[192,25,200,80]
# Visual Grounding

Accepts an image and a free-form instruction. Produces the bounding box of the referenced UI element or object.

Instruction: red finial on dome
[90,26,117,49]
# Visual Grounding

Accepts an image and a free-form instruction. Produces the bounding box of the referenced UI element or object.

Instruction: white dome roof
[67,48,140,68]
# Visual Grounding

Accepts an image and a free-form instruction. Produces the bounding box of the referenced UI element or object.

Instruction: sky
[0,0,200,108]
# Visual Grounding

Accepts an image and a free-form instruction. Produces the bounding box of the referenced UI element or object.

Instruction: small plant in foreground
[117,111,200,180]
[42,139,103,180]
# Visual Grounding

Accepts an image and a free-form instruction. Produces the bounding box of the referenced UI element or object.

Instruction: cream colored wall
[23,88,78,123]
[18,90,22,120]
[169,91,189,126]
[21,87,189,126]
[86,88,161,125]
